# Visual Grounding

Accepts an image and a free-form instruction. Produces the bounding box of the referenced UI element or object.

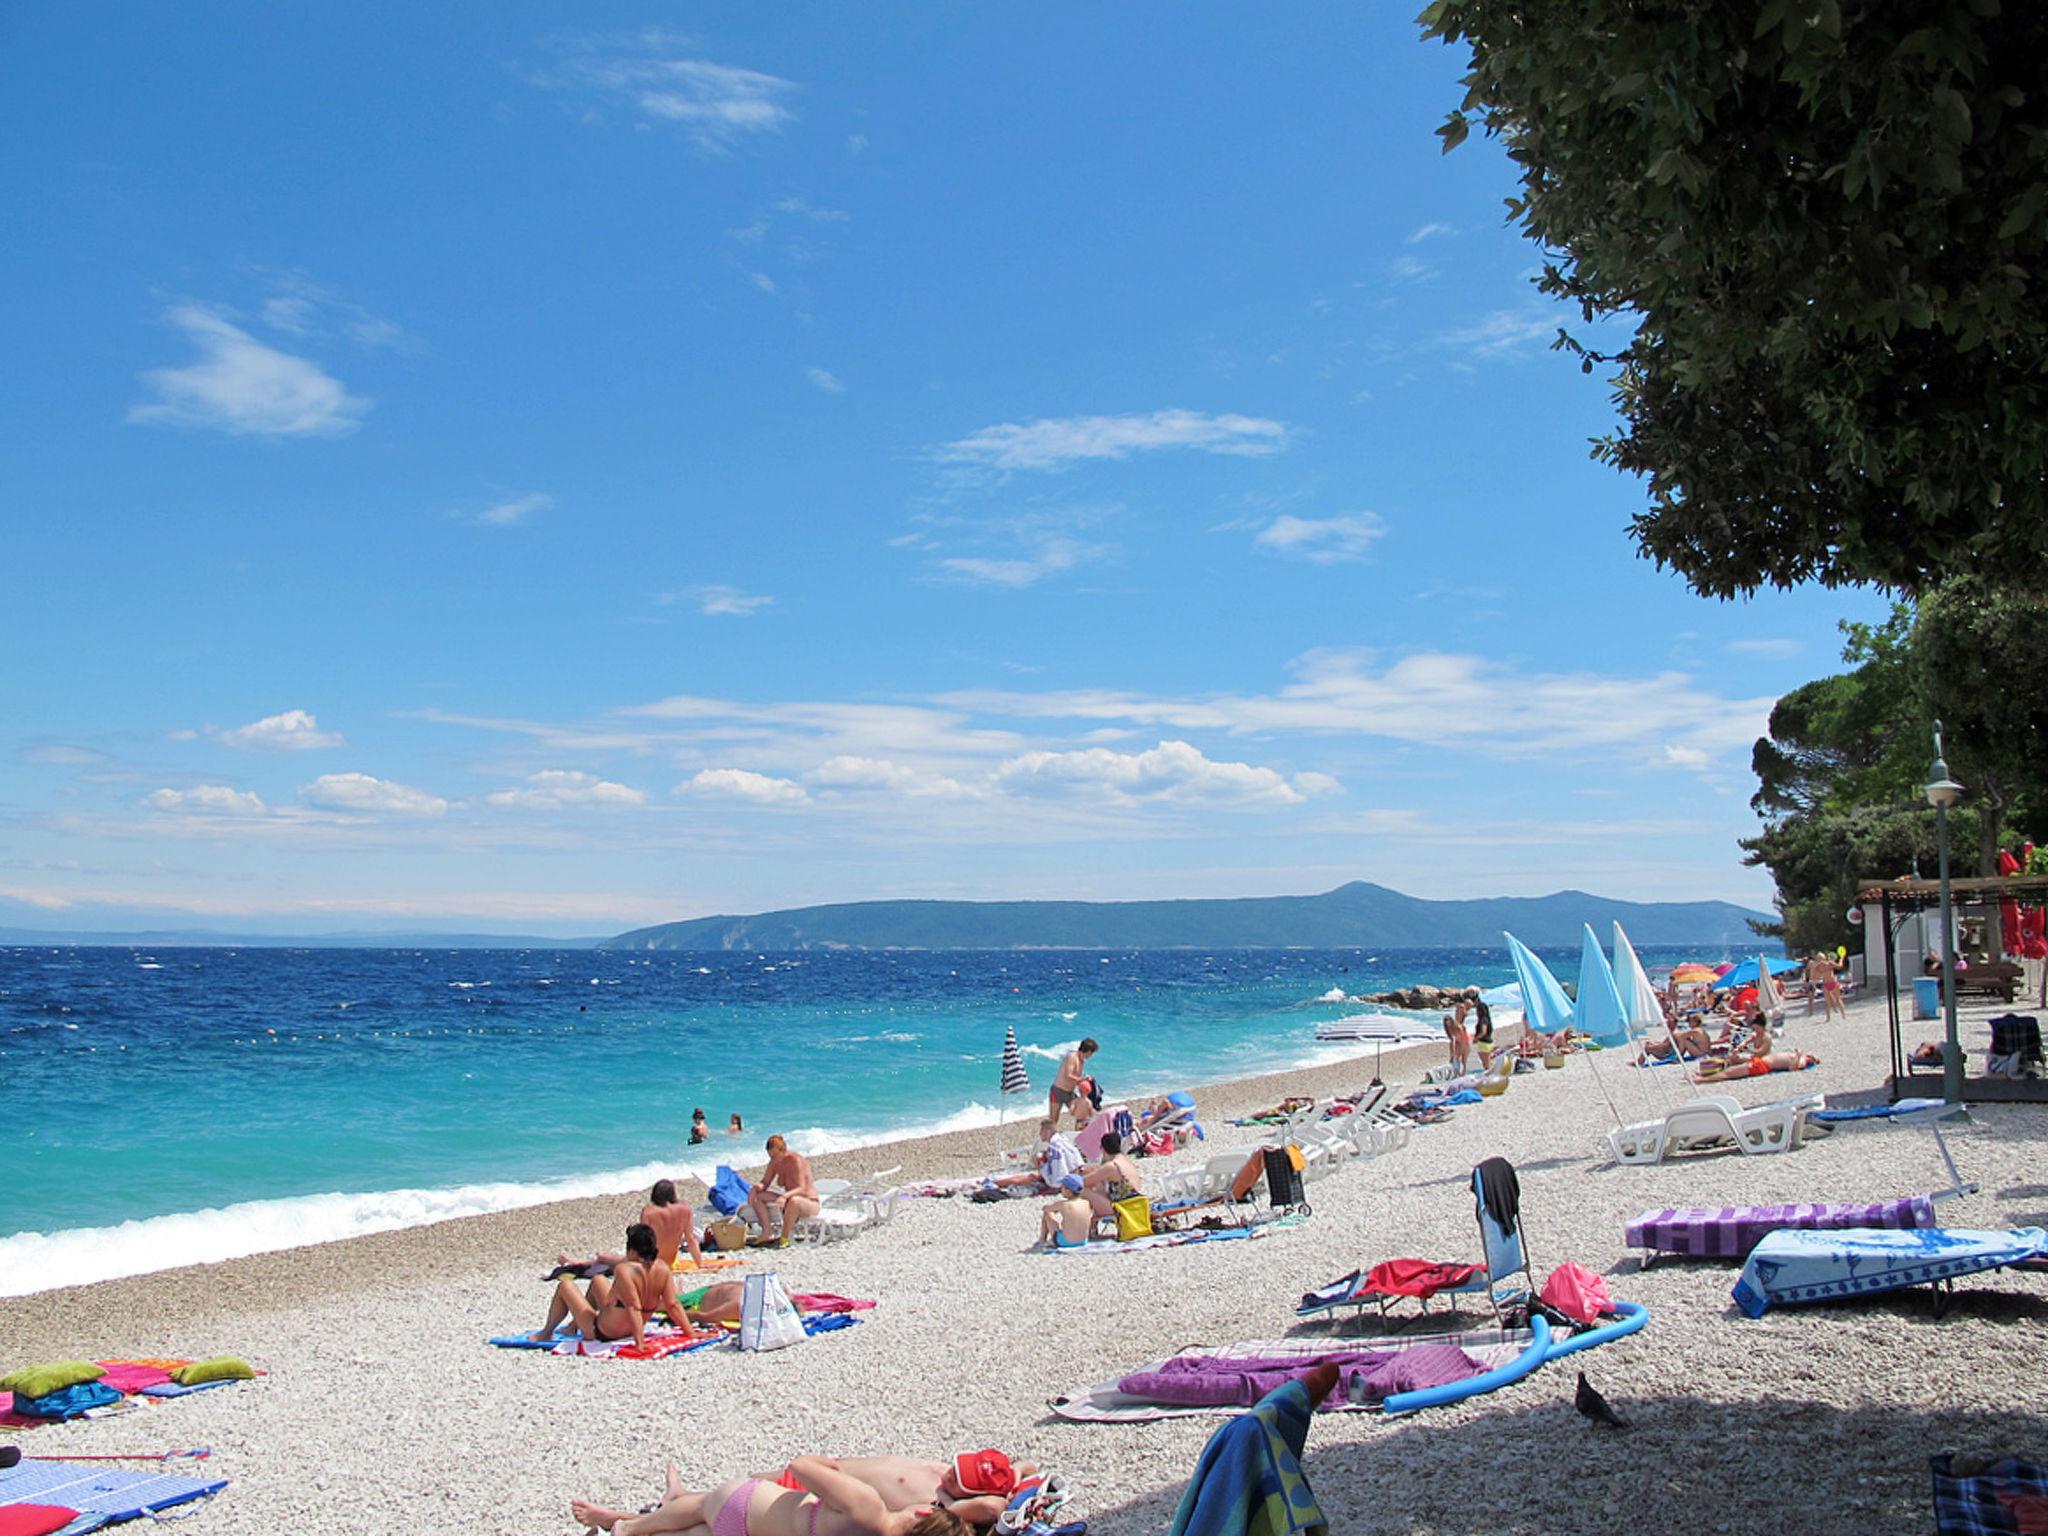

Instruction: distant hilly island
[602,881,1770,952]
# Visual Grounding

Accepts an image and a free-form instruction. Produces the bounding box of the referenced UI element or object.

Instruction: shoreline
[0,1027,1462,1334]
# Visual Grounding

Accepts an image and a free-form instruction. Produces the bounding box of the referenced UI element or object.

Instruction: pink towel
[790,1294,877,1314]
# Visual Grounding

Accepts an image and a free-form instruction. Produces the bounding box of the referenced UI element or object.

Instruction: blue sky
[1,6,1886,936]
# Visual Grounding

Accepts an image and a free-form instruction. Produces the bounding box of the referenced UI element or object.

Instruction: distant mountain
[0,928,604,949]
[602,881,1770,952]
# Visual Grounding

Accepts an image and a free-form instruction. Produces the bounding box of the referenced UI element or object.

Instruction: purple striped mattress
[1626,1196,1936,1260]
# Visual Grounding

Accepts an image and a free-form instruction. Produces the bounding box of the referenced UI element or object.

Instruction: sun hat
[954,1449,1018,1498]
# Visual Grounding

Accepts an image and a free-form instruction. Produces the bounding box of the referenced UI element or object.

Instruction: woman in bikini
[572,1455,971,1536]
[1692,1048,1819,1083]
[529,1223,676,1349]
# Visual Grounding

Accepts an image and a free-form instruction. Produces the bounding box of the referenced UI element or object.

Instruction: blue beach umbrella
[1712,956,1803,992]
[1574,926,1631,1049]
[1503,932,1574,1036]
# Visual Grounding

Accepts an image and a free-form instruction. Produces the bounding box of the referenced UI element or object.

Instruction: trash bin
[1911,975,1940,1020]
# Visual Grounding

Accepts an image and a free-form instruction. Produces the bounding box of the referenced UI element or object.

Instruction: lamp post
[1924,720,1966,1106]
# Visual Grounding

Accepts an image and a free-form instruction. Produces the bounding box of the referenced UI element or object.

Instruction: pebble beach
[7,989,2047,1536]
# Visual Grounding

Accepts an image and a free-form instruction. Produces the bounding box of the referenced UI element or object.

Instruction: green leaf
[1437,111,1470,153]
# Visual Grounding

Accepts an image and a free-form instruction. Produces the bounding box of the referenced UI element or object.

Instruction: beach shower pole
[1925,723,1966,1107]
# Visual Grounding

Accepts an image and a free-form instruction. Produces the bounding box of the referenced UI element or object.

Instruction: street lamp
[1925,720,1966,1105]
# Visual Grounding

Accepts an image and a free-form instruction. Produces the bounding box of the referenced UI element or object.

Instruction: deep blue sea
[0,943,1710,1293]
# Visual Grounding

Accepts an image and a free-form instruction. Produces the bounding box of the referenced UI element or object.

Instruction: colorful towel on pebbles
[0,1456,227,1534]
[0,1362,246,1427]
[488,1307,869,1356]
[1627,1198,1938,1261]
[1732,1226,2048,1317]
[1930,1453,2048,1536]
[1040,1218,1303,1256]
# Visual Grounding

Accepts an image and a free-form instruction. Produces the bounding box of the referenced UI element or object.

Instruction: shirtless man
[1048,1037,1098,1126]
[578,1450,1029,1536]
[558,1178,703,1272]
[530,1222,678,1348]
[746,1134,821,1247]
[1693,1047,1819,1083]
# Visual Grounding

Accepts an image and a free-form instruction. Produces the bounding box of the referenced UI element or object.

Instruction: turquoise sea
[0,943,1708,1294]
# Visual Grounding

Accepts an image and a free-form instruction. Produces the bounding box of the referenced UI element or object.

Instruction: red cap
[953,1449,1017,1498]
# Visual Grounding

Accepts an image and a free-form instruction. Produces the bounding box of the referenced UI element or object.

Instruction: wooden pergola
[1855,873,2048,1103]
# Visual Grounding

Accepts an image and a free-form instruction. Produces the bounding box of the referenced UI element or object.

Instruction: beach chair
[1342,1088,1413,1156]
[1137,1090,1204,1152]
[1297,1158,1533,1328]
[1295,1122,1355,1183]
[1152,1148,1265,1230]
[1605,1092,1820,1165]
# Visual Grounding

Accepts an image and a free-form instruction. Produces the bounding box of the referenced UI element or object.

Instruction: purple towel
[1119,1344,1485,1407]
[1626,1196,1935,1260]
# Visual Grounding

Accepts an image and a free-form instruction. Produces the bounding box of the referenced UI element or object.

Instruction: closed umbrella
[998,1025,1031,1148]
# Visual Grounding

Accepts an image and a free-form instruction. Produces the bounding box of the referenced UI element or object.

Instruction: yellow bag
[707,1218,748,1252]
[1113,1194,1153,1242]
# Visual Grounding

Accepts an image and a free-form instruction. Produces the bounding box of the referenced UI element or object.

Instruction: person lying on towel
[1692,1048,1818,1083]
[530,1222,679,1348]
[1037,1130,1142,1248]
[570,1455,977,1536]
[575,1450,1035,1536]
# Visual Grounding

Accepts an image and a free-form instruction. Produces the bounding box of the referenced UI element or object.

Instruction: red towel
[0,1506,81,1536]
[1363,1258,1482,1298]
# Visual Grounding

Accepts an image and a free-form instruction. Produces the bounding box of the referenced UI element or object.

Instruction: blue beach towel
[1165,1378,1325,1536]
[1733,1226,2048,1318]
[709,1166,752,1216]
[0,1457,226,1534]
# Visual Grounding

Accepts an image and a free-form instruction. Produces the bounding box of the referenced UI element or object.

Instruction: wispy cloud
[215,709,344,752]
[464,492,554,528]
[1726,638,1804,660]
[552,36,798,152]
[485,769,645,810]
[129,305,368,437]
[1251,513,1387,565]
[1439,311,1561,358]
[1386,255,1435,284]
[992,740,1337,809]
[299,773,449,817]
[664,584,774,617]
[936,536,1109,589]
[935,410,1288,472]
[805,366,845,393]
[256,271,416,352]
[1407,222,1456,244]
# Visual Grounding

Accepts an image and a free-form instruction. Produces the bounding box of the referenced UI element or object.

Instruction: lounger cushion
[1626,1197,1936,1260]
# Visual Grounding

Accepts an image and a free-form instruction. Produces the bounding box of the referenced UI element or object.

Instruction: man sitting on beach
[746,1134,822,1247]
[1693,1047,1819,1083]
[531,1222,678,1348]
[556,1179,705,1272]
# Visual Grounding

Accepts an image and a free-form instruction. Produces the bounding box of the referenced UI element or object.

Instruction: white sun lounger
[1604,1092,1822,1165]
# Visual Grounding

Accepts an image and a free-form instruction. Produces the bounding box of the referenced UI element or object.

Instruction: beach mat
[1050,1330,1533,1422]
[1041,1217,1303,1257]
[0,1457,226,1534]
[490,1311,863,1356]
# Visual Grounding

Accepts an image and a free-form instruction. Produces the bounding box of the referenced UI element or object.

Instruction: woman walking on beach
[572,1456,971,1536]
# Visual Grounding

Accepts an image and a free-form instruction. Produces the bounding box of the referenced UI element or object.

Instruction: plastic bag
[738,1270,807,1352]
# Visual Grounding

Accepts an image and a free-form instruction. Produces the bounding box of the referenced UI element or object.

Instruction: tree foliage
[1420,0,2048,597]
[1739,579,2047,947]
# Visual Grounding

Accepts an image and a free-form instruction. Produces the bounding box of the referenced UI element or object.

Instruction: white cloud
[684,768,809,805]
[558,43,798,151]
[144,784,267,817]
[991,740,1334,808]
[1252,513,1387,565]
[1440,311,1560,358]
[216,709,344,752]
[671,584,773,617]
[747,271,778,294]
[1407,222,1456,244]
[1726,638,1804,660]
[805,366,845,393]
[128,305,368,437]
[936,536,1108,589]
[468,493,553,527]
[485,769,646,810]
[806,756,976,799]
[256,271,414,352]
[1387,255,1435,283]
[846,133,869,155]
[775,197,848,223]
[936,410,1288,471]
[1662,745,1711,770]
[299,773,449,817]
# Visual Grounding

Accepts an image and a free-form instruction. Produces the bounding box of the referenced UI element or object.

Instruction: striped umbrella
[1000,1025,1031,1097]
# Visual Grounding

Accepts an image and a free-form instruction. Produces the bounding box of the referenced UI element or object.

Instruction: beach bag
[706,1217,748,1252]
[1540,1261,1612,1325]
[738,1270,807,1352]
[1263,1145,1306,1208]
[1113,1194,1153,1242]
[710,1165,751,1216]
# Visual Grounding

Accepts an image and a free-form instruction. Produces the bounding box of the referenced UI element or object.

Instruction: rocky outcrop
[1355,983,1483,1013]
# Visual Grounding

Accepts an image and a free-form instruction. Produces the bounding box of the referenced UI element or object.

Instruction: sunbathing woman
[530,1223,677,1349]
[572,1454,972,1536]
[1692,1048,1819,1083]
